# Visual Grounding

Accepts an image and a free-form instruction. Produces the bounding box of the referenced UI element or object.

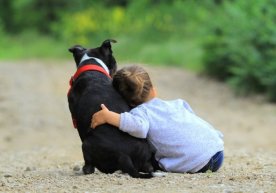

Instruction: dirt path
[0,61,275,193]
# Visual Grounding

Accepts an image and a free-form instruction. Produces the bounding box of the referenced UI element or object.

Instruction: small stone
[73,185,78,189]
[25,166,36,171]
[6,178,13,183]
[4,174,12,178]
[73,165,81,171]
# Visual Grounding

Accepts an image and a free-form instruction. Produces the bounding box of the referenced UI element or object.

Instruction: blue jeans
[197,151,224,173]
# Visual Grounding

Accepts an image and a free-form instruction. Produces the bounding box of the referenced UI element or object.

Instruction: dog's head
[69,39,117,77]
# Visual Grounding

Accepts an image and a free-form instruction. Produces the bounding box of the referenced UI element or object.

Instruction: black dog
[67,39,155,178]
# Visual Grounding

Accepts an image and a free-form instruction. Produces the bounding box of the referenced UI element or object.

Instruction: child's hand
[91,104,109,129]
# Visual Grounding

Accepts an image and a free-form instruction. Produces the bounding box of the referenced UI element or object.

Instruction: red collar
[70,64,111,85]
[68,64,111,129]
[68,64,111,96]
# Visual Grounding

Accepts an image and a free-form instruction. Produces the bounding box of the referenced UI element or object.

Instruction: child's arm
[91,104,120,128]
[91,104,150,138]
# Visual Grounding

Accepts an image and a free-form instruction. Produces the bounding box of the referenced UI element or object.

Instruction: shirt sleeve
[119,107,150,138]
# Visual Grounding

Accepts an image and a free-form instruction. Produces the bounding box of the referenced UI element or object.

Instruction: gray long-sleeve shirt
[119,98,224,173]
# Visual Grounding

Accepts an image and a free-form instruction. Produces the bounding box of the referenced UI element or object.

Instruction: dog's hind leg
[140,161,154,173]
[118,154,153,179]
[82,141,95,175]
[83,164,95,175]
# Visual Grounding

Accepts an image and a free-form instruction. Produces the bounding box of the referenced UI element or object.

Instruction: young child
[91,65,224,173]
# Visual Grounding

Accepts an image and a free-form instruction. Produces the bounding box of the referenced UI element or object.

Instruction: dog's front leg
[82,141,95,175]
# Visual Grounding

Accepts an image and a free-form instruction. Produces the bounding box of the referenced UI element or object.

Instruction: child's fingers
[92,122,97,129]
[92,120,97,129]
[101,104,108,110]
[91,114,97,128]
[90,119,95,128]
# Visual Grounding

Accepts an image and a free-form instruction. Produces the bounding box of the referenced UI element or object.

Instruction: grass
[114,36,204,72]
[0,32,68,60]
[0,32,204,72]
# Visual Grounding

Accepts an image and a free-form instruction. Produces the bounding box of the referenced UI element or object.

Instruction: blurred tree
[0,0,72,34]
[97,0,130,7]
[31,0,70,33]
[202,0,276,101]
[0,0,14,32]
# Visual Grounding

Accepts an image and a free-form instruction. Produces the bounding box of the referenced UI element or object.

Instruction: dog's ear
[99,39,117,77]
[68,45,86,54]
[69,45,87,67]
[100,39,117,56]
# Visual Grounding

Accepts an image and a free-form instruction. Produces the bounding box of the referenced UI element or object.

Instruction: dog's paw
[82,165,95,175]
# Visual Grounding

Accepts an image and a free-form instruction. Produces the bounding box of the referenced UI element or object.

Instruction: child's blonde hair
[113,65,153,107]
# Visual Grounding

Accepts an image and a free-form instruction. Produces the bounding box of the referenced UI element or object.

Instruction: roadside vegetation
[0,0,275,101]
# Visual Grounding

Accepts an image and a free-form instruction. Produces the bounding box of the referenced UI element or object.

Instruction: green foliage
[202,0,276,102]
[0,31,67,59]
[53,5,126,45]
[0,0,71,34]
[114,37,203,71]
[0,0,276,102]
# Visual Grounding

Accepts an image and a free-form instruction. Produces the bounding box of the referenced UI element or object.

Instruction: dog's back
[68,40,154,178]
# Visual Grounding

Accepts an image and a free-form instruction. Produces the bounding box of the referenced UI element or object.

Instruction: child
[91,65,224,173]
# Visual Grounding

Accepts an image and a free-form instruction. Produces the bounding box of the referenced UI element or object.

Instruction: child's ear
[152,87,158,97]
